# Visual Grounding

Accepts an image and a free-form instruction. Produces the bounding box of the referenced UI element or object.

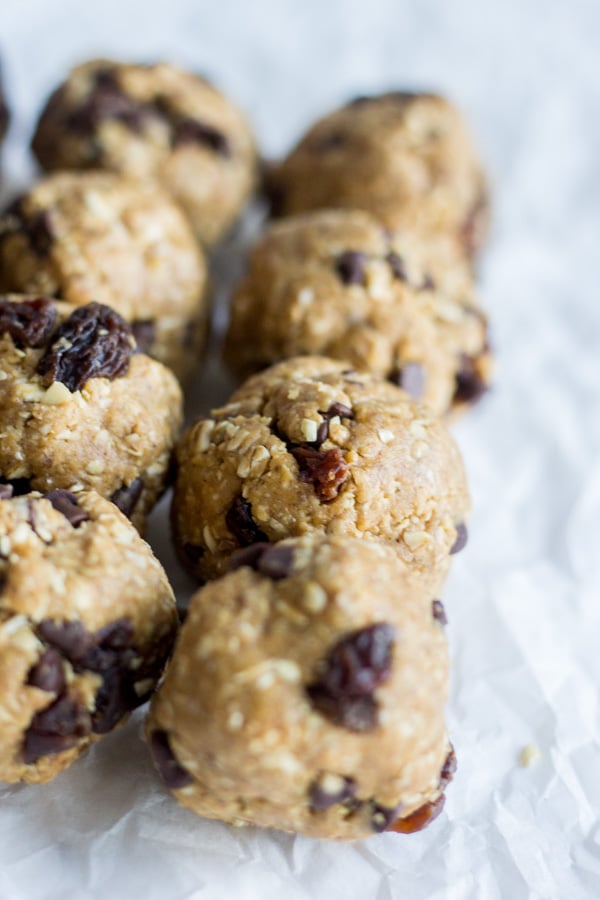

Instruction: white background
[1,1,599,898]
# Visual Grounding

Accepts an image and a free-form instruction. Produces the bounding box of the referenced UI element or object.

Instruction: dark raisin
[371,801,404,832]
[45,489,90,528]
[450,522,468,555]
[27,649,66,694]
[389,362,425,400]
[37,302,134,392]
[387,794,445,833]
[306,623,395,732]
[336,251,368,286]
[172,118,231,155]
[431,599,447,626]
[309,775,356,811]
[291,446,349,502]
[226,495,268,546]
[386,251,408,281]
[131,319,155,355]
[110,478,144,520]
[0,297,57,348]
[316,402,354,444]
[454,355,488,406]
[438,745,457,791]
[23,693,91,764]
[149,729,193,790]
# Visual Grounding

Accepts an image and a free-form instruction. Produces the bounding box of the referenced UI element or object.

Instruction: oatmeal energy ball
[0,489,177,785]
[268,91,489,260]
[0,296,182,531]
[0,171,208,381]
[172,356,469,583]
[31,59,259,247]
[225,210,491,416]
[147,536,454,840]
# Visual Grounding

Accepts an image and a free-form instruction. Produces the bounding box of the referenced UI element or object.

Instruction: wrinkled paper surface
[1,1,599,897]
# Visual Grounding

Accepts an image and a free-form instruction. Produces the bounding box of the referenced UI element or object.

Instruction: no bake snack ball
[268,91,489,260]
[147,536,454,840]
[172,356,469,583]
[0,295,182,531]
[0,171,208,381]
[31,59,259,246]
[0,490,177,785]
[225,209,491,416]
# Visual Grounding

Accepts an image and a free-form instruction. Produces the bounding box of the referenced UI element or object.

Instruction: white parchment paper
[1,1,599,897]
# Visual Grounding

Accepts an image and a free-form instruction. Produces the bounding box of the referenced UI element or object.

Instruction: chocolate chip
[307,623,395,732]
[226,495,268,546]
[67,73,150,135]
[228,542,269,572]
[438,745,457,791]
[131,319,155,355]
[431,599,447,626]
[37,619,92,664]
[110,478,144,520]
[149,729,193,790]
[336,251,368,286]
[291,446,349,502]
[0,296,57,349]
[450,522,468,555]
[0,477,32,497]
[257,544,295,580]
[454,354,488,406]
[23,693,91,764]
[45,490,90,528]
[371,801,404,833]
[386,794,445,833]
[389,362,425,400]
[27,649,66,694]
[37,302,134,392]
[309,774,356,811]
[316,402,354,444]
[172,118,231,156]
[386,252,407,281]
[0,484,13,500]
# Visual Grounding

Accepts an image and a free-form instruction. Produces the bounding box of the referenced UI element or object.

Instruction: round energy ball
[147,535,454,840]
[268,91,489,261]
[225,209,491,416]
[31,59,259,247]
[0,489,177,785]
[0,171,208,382]
[172,356,469,582]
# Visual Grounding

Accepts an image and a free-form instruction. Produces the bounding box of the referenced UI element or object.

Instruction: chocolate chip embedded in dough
[450,522,468,555]
[431,599,447,626]
[23,693,91,764]
[149,729,193,789]
[45,489,90,528]
[27,649,66,694]
[110,478,144,520]
[336,250,368,286]
[309,773,356,811]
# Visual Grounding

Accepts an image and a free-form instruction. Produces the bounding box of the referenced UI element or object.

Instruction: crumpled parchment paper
[1,1,599,897]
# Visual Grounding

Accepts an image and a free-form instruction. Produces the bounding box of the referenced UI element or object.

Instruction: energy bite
[31,59,259,247]
[147,536,454,840]
[0,295,183,531]
[0,490,177,785]
[0,171,208,381]
[172,356,469,582]
[225,209,491,416]
[268,91,489,261]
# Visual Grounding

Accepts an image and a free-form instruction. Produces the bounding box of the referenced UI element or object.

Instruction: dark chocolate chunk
[27,649,66,694]
[256,544,295,580]
[431,599,447,626]
[306,623,395,732]
[37,302,134,392]
[315,402,354,444]
[110,478,144,520]
[387,794,445,833]
[371,801,404,833]
[228,542,270,572]
[336,250,368,286]
[453,354,488,406]
[172,118,230,156]
[450,522,468,555]
[291,446,349,502]
[0,477,32,497]
[37,619,92,664]
[67,72,150,134]
[309,775,356,811]
[23,693,91,764]
[0,297,57,348]
[225,495,268,546]
[438,745,457,791]
[149,729,193,790]
[131,319,155,355]
[389,362,425,400]
[386,251,408,281]
[45,489,90,528]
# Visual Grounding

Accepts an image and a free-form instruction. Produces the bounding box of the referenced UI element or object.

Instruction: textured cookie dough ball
[147,536,455,840]
[172,356,469,582]
[31,59,259,247]
[225,210,491,416]
[268,91,489,260]
[0,171,208,381]
[0,295,183,531]
[0,489,177,785]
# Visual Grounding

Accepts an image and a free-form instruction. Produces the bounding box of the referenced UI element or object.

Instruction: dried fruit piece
[387,794,445,833]
[0,297,57,348]
[226,495,268,546]
[149,729,193,789]
[291,446,349,502]
[37,302,134,392]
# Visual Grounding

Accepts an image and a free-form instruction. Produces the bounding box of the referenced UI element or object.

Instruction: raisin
[336,250,368,286]
[0,297,57,348]
[226,495,268,546]
[306,623,395,732]
[291,446,349,502]
[309,774,356,811]
[149,729,193,790]
[432,599,447,626]
[37,302,134,392]
[315,402,353,444]
[27,649,66,694]
[454,355,487,406]
[45,489,90,528]
[110,478,144,520]
[450,522,468,555]
[23,693,91,764]
[389,362,425,400]
[387,794,445,833]
[172,118,231,155]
